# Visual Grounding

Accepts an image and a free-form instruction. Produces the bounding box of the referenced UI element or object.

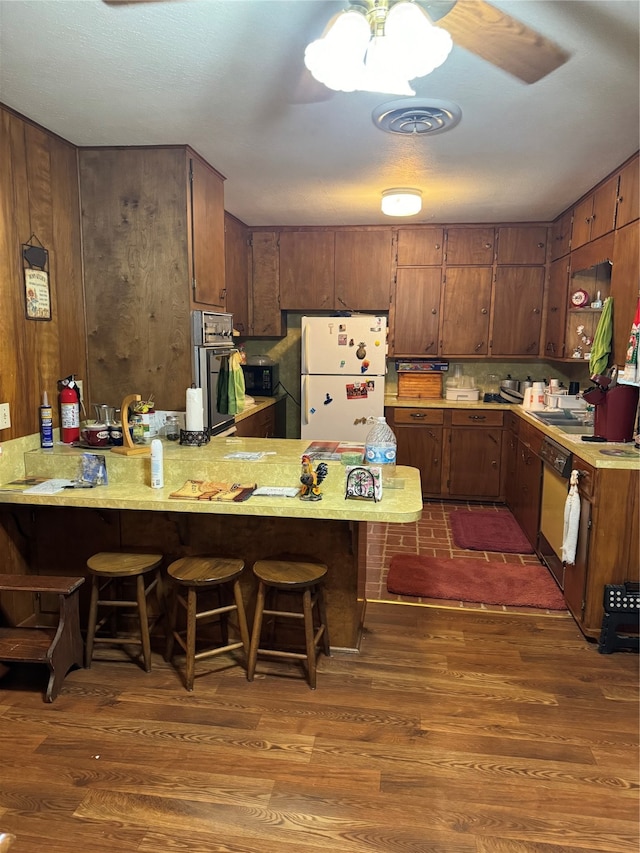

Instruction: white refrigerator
[300,315,387,441]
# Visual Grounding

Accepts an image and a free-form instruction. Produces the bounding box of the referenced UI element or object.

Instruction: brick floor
[365,499,564,615]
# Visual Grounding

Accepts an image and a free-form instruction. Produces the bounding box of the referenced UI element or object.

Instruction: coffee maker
[585,384,639,442]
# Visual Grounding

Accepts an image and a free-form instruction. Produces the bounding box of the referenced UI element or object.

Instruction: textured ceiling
[0,0,638,227]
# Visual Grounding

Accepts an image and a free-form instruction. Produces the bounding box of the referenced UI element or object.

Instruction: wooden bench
[0,575,85,702]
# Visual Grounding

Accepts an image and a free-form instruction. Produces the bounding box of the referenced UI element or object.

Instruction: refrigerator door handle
[302,319,309,374]
[301,374,309,426]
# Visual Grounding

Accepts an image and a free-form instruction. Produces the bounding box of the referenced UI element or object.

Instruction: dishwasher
[537,437,573,589]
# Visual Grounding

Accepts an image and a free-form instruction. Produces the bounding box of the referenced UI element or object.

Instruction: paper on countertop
[23,478,75,494]
[253,486,300,497]
[224,451,268,460]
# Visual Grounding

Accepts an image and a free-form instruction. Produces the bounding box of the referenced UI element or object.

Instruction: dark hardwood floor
[0,602,638,852]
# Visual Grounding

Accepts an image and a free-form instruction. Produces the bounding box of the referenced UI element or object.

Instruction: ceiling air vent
[372,98,462,136]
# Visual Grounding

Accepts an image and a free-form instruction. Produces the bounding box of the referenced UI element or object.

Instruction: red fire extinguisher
[59,375,80,444]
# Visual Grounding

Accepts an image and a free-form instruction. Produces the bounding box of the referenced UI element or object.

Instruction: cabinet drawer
[450,410,504,428]
[392,408,444,426]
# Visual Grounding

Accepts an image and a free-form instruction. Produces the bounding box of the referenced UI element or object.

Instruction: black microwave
[241,363,279,396]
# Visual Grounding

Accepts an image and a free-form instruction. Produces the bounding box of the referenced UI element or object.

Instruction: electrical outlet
[0,403,11,430]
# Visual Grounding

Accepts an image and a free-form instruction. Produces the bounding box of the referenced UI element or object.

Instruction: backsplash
[239,313,592,437]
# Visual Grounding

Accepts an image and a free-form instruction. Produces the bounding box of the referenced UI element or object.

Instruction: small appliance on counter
[241,359,279,396]
[583,381,639,442]
[445,364,479,402]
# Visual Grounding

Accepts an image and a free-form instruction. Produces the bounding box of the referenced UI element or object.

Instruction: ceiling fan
[103,0,570,86]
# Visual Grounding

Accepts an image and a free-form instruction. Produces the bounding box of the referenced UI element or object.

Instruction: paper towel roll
[186,388,204,432]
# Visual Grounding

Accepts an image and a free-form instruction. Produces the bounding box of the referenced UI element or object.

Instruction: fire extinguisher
[58,375,80,444]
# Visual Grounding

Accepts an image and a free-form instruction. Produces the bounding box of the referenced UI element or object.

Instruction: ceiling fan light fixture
[304,1,453,96]
[381,188,422,217]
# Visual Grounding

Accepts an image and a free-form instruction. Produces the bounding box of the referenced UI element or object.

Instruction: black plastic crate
[598,583,640,654]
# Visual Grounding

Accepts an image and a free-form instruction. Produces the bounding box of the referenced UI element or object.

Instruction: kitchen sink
[530,411,593,435]
[556,425,593,435]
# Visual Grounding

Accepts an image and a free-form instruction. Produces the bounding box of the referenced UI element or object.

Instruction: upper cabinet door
[445,227,495,265]
[550,210,573,261]
[491,267,545,356]
[391,267,441,356]
[279,230,335,310]
[335,230,393,311]
[190,156,226,308]
[496,226,548,265]
[616,155,639,229]
[571,175,618,250]
[224,213,249,336]
[441,266,492,356]
[396,227,444,266]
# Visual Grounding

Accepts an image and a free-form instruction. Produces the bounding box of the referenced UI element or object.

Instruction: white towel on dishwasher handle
[562,470,581,565]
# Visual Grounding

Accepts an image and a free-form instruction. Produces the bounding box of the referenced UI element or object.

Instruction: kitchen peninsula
[0,436,422,650]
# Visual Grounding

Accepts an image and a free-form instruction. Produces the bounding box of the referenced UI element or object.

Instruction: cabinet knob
[431,308,437,315]
[484,243,492,249]
[474,342,484,352]
[533,307,540,314]
[491,460,497,468]
[481,308,488,314]
[537,242,545,248]
[550,306,557,313]
[435,243,441,249]
[424,341,435,352]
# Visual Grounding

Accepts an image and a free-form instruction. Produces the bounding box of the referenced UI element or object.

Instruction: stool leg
[316,585,331,656]
[302,587,317,690]
[85,576,100,668]
[186,587,197,691]
[136,574,152,672]
[247,581,266,681]
[164,582,178,663]
[232,579,250,658]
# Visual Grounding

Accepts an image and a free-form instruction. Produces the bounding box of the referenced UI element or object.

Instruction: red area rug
[386,555,566,610]
[450,510,534,554]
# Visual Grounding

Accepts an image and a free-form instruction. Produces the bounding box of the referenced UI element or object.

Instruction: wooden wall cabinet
[279,230,335,310]
[615,155,639,229]
[544,259,570,358]
[610,221,639,367]
[334,230,394,311]
[496,226,548,265]
[224,213,249,336]
[440,267,492,356]
[249,231,285,337]
[550,210,573,261]
[390,267,441,356]
[491,267,545,356]
[396,227,444,266]
[445,227,495,265]
[80,146,225,411]
[571,175,618,250]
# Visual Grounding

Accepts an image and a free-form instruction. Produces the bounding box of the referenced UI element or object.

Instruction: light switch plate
[0,403,11,430]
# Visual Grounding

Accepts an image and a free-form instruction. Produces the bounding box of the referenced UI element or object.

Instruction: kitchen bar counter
[385,394,640,470]
[0,436,422,651]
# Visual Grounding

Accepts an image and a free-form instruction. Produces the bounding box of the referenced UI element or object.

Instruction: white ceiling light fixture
[304,1,454,96]
[381,188,423,217]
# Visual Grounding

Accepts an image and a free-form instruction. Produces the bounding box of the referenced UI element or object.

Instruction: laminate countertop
[385,395,640,470]
[0,437,422,523]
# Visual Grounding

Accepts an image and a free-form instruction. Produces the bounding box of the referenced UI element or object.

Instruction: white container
[150,439,164,489]
[445,388,480,402]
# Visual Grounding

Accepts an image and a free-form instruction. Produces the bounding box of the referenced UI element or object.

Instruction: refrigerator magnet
[324,393,333,405]
[346,383,368,399]
[338,334,347,346]
[360,360,370,373]
[356,343,367,359]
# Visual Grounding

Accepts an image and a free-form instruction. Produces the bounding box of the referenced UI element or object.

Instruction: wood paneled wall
[0,105,87,441]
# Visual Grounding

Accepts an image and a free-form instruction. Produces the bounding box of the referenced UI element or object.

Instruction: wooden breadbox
[397,371,443,399]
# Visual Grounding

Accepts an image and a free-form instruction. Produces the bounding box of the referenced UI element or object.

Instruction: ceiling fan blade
[439,0,570,83]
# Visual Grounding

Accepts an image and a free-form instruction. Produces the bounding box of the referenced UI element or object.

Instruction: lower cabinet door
[447,428,502,499]
[395,424,442,497]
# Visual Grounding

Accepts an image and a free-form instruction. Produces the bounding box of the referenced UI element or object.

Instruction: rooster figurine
[299,454,328,501]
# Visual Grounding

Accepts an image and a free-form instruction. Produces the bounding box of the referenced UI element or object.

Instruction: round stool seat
[85,551,164,672]
[248,559,330,689]
[253,560,327,590]
[87,552,163,577]
[168,556,244,587]
[165,556,249,691]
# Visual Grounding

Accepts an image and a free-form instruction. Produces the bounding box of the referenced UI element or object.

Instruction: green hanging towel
[228,351,246,416]
[216,355,230,415]
[589,296,613,379]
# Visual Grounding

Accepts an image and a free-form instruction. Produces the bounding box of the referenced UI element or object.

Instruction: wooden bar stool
[247,559,330,689]
[164,556,249,691]
[85,552,163,672]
